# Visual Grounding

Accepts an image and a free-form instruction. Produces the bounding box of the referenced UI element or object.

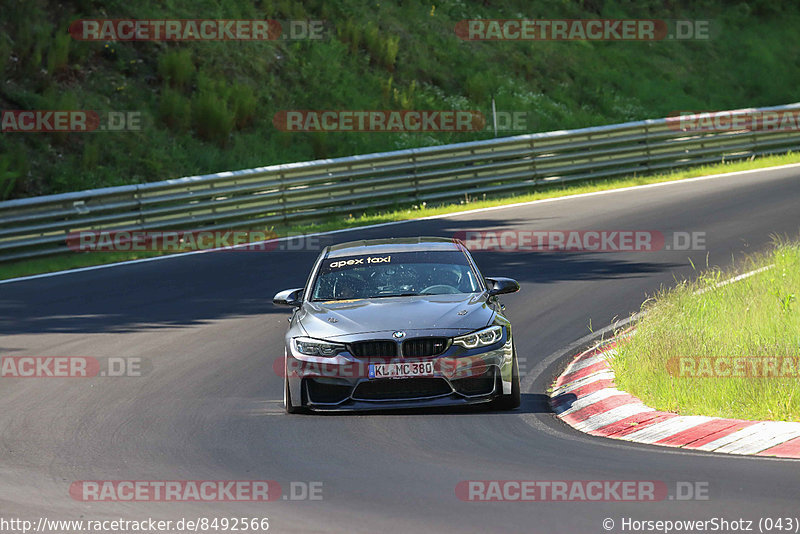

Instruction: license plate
[369,361,435,379]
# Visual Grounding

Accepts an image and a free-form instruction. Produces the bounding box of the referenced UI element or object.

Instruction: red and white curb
[549,339,800,459]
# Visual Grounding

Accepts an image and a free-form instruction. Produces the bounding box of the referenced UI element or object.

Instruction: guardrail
[1,103,799,262]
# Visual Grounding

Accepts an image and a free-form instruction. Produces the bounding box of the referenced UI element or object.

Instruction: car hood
[297,293,494,340]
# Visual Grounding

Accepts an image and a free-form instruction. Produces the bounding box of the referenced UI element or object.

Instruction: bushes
[340,19,402,71]
[158,81,255,145]
[229,84,257,128]
[158,49,195,89]
[192,91,234,145]
[45,32,71,74]
[159,88,192,132]
[0,144,32,199]
[0,156,21,200]
[156,48,256,144]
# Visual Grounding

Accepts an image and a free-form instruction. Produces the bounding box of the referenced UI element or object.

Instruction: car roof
[326,236,466,258]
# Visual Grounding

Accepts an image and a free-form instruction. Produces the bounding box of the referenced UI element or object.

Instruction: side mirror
[273,288,303,307]
[485,277,520,296]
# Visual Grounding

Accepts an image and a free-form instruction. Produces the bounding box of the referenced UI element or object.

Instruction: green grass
[611,239,800,422]
[2,151,799,281]
[1,0,800,199]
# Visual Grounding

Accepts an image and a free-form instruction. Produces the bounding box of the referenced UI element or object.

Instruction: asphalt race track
[2,166,800,533]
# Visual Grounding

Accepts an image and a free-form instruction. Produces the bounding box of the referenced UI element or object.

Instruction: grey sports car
[273,236,521,413]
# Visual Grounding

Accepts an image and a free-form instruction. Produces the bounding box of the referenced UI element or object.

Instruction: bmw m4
[273,236,520,413]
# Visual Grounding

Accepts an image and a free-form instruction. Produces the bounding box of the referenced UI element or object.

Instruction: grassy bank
[612,239,800,421]
[1,152,798,281]
[1,0,800,199]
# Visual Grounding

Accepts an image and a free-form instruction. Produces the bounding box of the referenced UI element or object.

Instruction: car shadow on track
[3,214,682,334]
[548,392,577,412]
[303,393,552,416]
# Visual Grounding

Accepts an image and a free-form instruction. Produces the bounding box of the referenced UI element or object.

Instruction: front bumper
[284,334,514,411]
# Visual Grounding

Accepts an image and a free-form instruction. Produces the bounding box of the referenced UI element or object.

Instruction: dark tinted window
[312,250,481,300]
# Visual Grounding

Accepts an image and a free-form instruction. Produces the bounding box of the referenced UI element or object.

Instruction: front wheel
[493,348,520,410]
[284,376,307,414]
[284,352,307,414]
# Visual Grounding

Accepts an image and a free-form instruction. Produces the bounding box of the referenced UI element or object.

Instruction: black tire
[493,348,521,410]
[284,353,307,414]
[284,377,307,414]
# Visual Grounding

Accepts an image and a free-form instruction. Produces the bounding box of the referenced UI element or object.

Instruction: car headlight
[293,337,346,357]
[453,325,503,349]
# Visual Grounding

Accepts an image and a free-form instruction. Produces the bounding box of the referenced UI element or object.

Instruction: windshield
[311,249,482,301]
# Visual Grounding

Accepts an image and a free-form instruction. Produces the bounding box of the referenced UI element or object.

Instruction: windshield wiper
[314,292,420,301]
